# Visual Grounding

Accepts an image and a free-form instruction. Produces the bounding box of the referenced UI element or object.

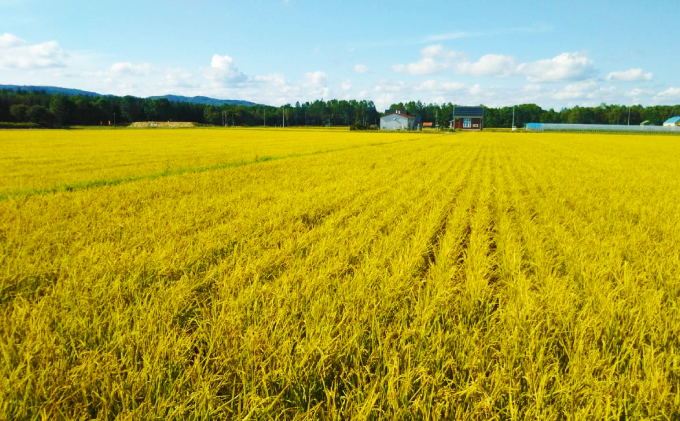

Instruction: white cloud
[0,33,24,48]
[341,80,352,91]
[210,55,234,71]
[625,88,655,97]
[392,44,463,75]
[159,68,197,89]
[655,87,680,99]
[415,80,465,93]
[0,33,67,69]
[395,48,594,82]
[374,80,410,93]
[108,62,154,76]
[455,54,516,77]
[253,73,288,87]
[421,44,463,59]
[392,58,449,75]
[84,62,155,82]
[304,71,327,87]
[371,79,473,110]
[424,25,552,43]
[606,68,653,82]
[353,64,370,74]
[517,52,595,82]
[302,71,329,99]
[200,54,248,85]
[76,54,308,105]
[553,79,599,100]
[374,93,396,111]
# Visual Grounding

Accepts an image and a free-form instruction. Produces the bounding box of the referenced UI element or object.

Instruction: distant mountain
[0,85,261,106]
[0,85,103,97]
[148,95,260,107]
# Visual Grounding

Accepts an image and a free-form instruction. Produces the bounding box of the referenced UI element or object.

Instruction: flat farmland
[0,128,413,198]
[1,129,680,419]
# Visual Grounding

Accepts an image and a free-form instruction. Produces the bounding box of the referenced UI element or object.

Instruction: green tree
[10,104,29,122]
[203,105,220,125]
[120,96,144,123]
[27,105,54,126]
[50,95,70,126]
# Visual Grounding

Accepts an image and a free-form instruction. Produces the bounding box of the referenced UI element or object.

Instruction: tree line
[0,90,379,128]
[2,89,679,128]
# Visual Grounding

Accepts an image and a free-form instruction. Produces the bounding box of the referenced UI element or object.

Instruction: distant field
[0,127,416,198]
[1,129,680,419]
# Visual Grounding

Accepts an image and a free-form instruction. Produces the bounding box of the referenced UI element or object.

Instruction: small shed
[451,106,484,130]
[380,111,415,130]
[663,116,680,127]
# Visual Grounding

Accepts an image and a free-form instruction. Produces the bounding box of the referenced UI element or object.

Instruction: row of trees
[388,102,680,128]
[202,99,380,127]
[0,90,380,128]
[0,91,207,127]
[2,89,679,128]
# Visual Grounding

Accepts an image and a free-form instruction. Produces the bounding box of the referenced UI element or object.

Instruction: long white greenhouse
[526,123,680,134]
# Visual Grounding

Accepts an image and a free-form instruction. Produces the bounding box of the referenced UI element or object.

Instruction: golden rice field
[0,128,412,198]
[1,128,680,419]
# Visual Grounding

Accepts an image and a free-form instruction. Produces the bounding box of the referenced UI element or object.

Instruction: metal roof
[664,116,680,124]
[453,106,484,118]
[381,112,414,119]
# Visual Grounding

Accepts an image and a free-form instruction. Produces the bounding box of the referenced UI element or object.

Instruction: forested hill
[147,95,259,107]
[0,85,260,106]
[0,85,103,97]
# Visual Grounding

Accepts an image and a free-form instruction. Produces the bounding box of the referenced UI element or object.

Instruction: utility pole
[282,105,285,128]
[628,106,631,125]
[512,106,515,130]
[113,112,116,126]
[263,108,266,127]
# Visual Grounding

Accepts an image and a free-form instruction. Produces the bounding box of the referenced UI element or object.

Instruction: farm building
[380,111,415,130]
[450,106,484,130]
[663,116,680,127]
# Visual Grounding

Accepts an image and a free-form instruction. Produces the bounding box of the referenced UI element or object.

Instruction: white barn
[380,111,414,130]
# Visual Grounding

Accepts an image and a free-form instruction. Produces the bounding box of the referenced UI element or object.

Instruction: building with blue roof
[663,116,680,127]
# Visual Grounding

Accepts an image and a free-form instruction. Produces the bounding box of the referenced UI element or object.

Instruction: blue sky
[1,0,678,109]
